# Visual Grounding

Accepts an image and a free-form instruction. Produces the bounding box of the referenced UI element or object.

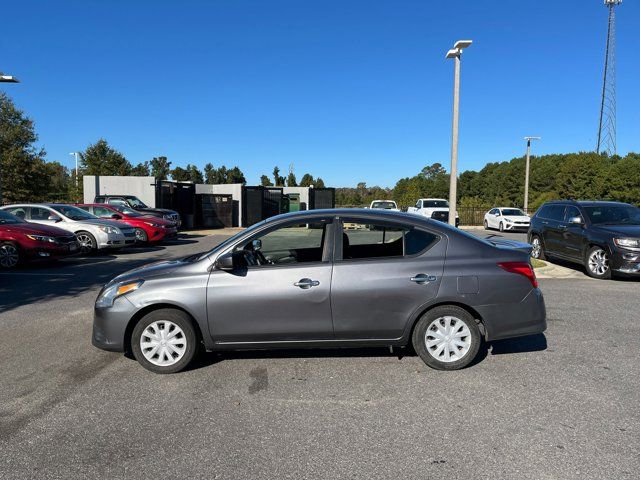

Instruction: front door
[561,206,585,259]
[331,218,446,340]
[207,218,335,343]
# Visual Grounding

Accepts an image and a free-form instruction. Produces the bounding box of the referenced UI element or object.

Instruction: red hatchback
[0,210,80,268]
[76,204,178,243]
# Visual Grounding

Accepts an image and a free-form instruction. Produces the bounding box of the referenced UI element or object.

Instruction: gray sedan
[92,209,546,373]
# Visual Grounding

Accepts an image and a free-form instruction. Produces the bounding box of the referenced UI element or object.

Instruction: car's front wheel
[134,228,148,243]
[585,246,611,280]
[0,242,20,269]
[131,309,198,373]
[76,231,97,255]
[412,305,481,370]
[499,222,504,232]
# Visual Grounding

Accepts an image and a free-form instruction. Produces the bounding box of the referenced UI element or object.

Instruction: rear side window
[5,207,27,219]
[538,204,565,221]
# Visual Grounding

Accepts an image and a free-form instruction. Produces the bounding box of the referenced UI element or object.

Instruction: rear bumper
[476,288,547,341]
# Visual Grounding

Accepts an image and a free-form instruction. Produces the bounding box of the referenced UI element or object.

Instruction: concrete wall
[282,186,310,208]
[195,183,244,226]
[83,176,157,207]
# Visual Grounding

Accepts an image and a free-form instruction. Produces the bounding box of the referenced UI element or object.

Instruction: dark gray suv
[92,209,546,373]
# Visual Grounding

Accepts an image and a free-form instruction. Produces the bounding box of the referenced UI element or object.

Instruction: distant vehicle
[92,208,546,374]
[0,210,80,268]
[369,200,399,211]
[76,204,178,243]
[94,195,181,227]
[407,198,459,227]
[1,204,136,254]
[528,200,640,279]
[484,207,531,232]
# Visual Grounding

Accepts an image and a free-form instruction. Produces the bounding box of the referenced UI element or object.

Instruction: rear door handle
[294,278,320,289]
[410,274,437,285]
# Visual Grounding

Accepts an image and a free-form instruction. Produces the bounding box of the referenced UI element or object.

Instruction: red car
[75,204,178,243]
[0,210,80,268]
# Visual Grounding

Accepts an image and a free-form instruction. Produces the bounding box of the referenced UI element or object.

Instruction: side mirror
[111,214,122,219]
[215,253,235,271]
[252,239,262,251]
[48,215,62,223]
[494,212,500,217]
[568,216,584,225]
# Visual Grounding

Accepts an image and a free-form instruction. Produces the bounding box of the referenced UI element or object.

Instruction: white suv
[1,204,136,254]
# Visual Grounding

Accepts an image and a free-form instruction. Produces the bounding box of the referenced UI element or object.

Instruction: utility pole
[445,40,472,226]
[69,152,80,186]
[0,74,20,204]
[523,136,541,213]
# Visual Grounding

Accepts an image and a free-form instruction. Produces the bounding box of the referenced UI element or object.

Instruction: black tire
[499,222,504,232]
[0,242,21,269]
[584,245,612,280]
[530,235,546,261]
[483,220,489,230]
[131,309,198,374]
[134,228,148,243]
[76,231,97,255]
[412,305,482,371]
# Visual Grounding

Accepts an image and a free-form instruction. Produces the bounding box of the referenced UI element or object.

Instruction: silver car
[92,209,546,374]
[1,204,136,254]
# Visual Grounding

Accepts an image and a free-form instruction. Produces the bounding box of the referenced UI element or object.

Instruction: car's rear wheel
[412,305,481,370]
[483,220,489,230]
[131,309,198,373]
[585,246,611,280]
[0,242,20,269]
[76,231,97,255]
[134,228,148,243]
[530,235,546,260]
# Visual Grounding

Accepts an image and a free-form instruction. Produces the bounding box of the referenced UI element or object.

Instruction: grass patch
[530,258,547,269]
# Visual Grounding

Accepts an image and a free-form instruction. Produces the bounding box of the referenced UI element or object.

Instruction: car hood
[502,215,530,221]
[136,207,179,216]
[110,259,184,284]
[137,215,175,226]
[81,218,132,229]
[2,222,71,237]
[591,224,640,236]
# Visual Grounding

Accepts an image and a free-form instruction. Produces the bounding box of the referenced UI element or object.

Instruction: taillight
[498,261,538,288]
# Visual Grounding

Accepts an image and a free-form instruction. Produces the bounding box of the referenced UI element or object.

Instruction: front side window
[235,221,328,266]
[31,207,57,221]
[564,206,583,223]
[341,221,438,260]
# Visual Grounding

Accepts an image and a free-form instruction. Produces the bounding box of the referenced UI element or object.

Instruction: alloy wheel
[76,233,94,254]
[531,237,542,259]
[135,228,147,242]
[140,320,187,367]
[0,244,19,268]
[424,316,471,363]
[588,248,609,276]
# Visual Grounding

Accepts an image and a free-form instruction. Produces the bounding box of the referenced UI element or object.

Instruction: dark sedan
[92,209,546,373]
[528,200,640,279]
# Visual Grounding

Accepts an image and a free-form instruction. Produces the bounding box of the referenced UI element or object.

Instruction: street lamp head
[524,136,541,141]
[454,40,473,50]
[0,75,20,83]
[445,48,459,59]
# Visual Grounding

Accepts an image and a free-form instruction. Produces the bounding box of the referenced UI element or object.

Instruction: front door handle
[410,274,437,285]
[294,278,320,289]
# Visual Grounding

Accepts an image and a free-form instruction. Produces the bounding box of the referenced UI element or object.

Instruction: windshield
[583,205,640,225]
[425,200,449,208]
[0,210,23,225]
[126,196,148,208]
[501,209,526,216]
[51,205,97,221]
[113,205,143,217]
[371,201,396,209]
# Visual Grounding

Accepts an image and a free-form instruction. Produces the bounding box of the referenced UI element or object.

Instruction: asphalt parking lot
[0,230,638,479]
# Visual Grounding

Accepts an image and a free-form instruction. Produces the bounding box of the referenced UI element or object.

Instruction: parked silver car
[1,204,136,254]
[92,209,546,374]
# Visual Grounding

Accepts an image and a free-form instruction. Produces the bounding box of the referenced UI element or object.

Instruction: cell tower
[596,0,622,156]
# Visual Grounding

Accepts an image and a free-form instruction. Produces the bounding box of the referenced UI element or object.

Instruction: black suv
[94,195,181,228]
[528,200,640,279]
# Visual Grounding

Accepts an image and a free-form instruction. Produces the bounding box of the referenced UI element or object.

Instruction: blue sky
[2,0,638,187]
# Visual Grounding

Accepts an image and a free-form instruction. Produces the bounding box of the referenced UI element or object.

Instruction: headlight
[144,222,162,227]
[26,234,58,243]
[614,238,640,249]
[95,280,144,308]
[98,225,120,235]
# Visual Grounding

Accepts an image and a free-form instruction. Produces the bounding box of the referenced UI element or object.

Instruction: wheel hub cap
[140,320,187,367]
[425,316,471,363]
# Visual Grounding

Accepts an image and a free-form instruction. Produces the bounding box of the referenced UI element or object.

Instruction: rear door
[541,204,566,255]
[330,217,446,340]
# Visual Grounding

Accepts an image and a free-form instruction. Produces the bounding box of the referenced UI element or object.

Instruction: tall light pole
[523,136,540,213]
[445,40,472,226]
[69,152,80,186]
[0,74,20,204]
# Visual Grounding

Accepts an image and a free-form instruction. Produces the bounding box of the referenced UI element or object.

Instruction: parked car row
[0,202,180,269]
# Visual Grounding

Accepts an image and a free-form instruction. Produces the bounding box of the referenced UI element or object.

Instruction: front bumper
[476,288,547,341]
[503,223,530,231]
[24,241,81,259]
[611,249,640,275]
[97,232,134,249]
[92,296,137,352]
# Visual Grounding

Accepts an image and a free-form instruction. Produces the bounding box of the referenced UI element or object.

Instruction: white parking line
[0,272,75,277]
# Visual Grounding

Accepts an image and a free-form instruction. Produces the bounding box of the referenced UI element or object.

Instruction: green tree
[80,139,131,176]
[171,166,189,181]
[286,171,297,187]
[314,177,325,188]
[185,164,204,183]
[150,156,172,179]
[299,173,314,187]
[260,175,273,186]
[272,166,285,186]
[131,161,150,176]
[226,166,246,184]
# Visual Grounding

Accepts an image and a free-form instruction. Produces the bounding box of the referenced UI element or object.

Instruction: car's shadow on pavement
[185,334,549,372]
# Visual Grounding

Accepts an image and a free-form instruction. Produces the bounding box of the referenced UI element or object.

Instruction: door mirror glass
[111,213,122,219]
[568,216,583,225]
[47,215,62,222]
[215,253,235,271]
[494,212,500,216]
[251,239,262,251]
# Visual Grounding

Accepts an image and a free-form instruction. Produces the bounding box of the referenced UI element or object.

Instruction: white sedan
[484,207,531,232]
